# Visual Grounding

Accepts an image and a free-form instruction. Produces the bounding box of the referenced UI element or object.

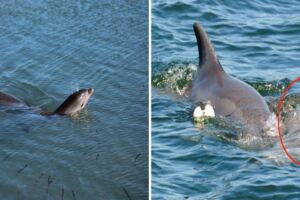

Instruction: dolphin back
[191,22,271,135]
[0,92,25,105]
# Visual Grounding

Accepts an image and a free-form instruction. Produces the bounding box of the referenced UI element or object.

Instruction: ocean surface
[152,0,300,199]
[0,1,148,199]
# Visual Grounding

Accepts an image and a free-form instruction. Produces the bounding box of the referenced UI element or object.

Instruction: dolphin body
[190,22,271,134]
[0,88,94,116]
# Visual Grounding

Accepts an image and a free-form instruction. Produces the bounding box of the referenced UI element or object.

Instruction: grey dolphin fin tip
[193,22,223,73]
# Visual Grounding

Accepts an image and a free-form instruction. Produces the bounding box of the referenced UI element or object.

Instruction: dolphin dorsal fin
[193,22,224,76]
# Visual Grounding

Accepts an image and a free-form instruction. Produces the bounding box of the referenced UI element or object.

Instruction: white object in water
[193,102,215,119]
[193,106,204,118]
[204,103,215,117]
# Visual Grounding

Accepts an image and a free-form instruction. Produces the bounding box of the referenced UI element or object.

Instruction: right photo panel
[152,0,300,199]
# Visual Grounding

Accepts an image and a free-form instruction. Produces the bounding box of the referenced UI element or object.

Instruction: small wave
[153,61,290,97]
[194,115,277,149]
[267,92,300,118]
[159,2,197,13]
[246,78,290,96]
[152,62,197,96]
[262,113,278,137]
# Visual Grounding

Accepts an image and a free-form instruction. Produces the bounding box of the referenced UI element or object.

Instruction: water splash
[152,61,291,97]
[262,113,278,137]
[246,78,290,96]
[152,62,196,96]
[194,115,277,149]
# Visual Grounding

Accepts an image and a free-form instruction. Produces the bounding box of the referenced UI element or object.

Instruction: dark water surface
[152,0,300,199]
[0,1,148,199]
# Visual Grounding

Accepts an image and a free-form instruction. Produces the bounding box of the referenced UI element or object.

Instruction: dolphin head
[54,88,94,115]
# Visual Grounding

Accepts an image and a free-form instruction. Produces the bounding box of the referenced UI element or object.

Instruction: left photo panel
[0,1,148,199]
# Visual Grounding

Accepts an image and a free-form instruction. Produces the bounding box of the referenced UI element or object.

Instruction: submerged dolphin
[191,22,271,133]
[0,88,94,116]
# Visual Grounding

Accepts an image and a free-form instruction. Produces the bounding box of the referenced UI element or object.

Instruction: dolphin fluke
[193,22,223,74]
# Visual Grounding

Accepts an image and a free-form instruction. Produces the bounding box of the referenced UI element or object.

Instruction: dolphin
[0,92,25,106]
[191,22,271,134]
[0,88,94,116]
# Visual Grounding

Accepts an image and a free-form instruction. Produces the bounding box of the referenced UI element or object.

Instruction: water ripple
[153,0,300,199]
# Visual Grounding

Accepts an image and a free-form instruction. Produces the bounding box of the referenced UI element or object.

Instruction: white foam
[263,113,279,137]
